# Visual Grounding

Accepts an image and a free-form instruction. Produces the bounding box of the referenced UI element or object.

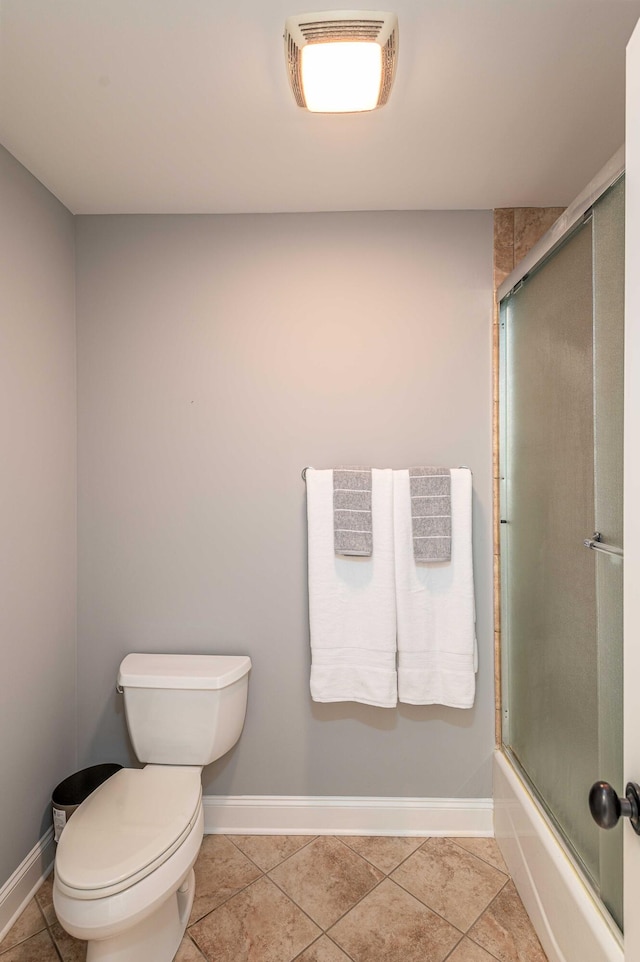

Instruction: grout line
[439,931,466,962]
[289,933,324,962]
[447,838,510,878]
[460,874,511,937]
[385,872,466,939]
[0,911,48,957]
[339,835,427,877]
[187,872,265,929]
[323,930,360,962]
[183,931,207,960]
[265,836,386,937]
[225,833,319,875]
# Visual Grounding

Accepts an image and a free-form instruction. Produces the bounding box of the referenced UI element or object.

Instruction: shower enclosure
[498,158,624,950]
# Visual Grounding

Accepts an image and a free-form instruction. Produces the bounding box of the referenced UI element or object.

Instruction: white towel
[307,468,397,708]
[394,467,477,708]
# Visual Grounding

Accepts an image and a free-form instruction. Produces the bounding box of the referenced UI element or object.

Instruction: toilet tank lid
[118,654,251,690]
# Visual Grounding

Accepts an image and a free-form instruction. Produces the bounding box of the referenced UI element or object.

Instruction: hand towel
[409,466,451,561]
[394,467,477,708]
[307,468,397,707]
[334,467,372,557]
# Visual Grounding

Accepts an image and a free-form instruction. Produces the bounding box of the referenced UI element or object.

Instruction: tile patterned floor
[0,836,548,962]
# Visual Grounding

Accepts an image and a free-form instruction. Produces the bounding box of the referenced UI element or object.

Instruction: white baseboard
[0,828,55,943]
[202,795,493,836]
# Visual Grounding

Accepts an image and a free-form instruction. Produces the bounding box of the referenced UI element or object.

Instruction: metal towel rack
[583,532,623,558]
[301,465,471,482]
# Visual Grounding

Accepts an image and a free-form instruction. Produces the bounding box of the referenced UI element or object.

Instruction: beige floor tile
[391,838,508,932]
[339,836,424,874]
[231,835,316,872]
[328,878,462,962]
[189,876,321,962]
[293,935,352,962]
[173,934,207,960]
[269,836,383,929]
[49,920,87,961]
[0,928,60,961]
[447,937,503,962]
[35,874,56,927]
[0,900,46,954]
[468,880,548,962]
[452,838,509,875]
[189,834,262,924]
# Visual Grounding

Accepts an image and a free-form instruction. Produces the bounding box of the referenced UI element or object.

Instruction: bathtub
[493,750,623,962]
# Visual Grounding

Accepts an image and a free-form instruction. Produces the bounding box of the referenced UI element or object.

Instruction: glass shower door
[500,178,624,929]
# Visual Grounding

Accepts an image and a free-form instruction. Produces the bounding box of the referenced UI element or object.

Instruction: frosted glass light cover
[284,12,398,111]
[301,41,382,112]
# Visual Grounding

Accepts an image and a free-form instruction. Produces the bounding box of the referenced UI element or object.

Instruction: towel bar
[302,465,472,481]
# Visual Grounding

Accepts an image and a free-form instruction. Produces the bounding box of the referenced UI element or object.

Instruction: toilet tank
[117,654,251,766]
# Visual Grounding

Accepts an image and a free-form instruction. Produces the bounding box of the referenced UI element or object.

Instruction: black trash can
[52,764,122,841]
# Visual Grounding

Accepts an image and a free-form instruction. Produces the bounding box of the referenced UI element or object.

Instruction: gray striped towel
[409,467,452,562]
[334,467,373,557]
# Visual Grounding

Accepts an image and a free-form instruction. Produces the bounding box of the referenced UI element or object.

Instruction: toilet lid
[55,766,202,894]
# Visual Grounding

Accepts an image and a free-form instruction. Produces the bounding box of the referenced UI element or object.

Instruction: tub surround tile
[339,836,424,874]
[391,837,508,932]
[494,245,515,290]
[468,880,547,962]
[189,834,262,924]
[231,835,316,872]
[0,928,59,961]
[453,837,509,875]
[328,877,462,962]
[494,209,515,249]
[293,935,353,962]
[0,900,46,954]
[268,836,383,929]
[189,876,321,962]
[513,207,565,266]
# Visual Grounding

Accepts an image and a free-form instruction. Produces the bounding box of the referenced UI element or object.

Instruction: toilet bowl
[53,653,251,962]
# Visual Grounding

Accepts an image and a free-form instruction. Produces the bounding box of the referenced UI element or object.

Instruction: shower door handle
[583,532,623,558]
[589,781,640,834]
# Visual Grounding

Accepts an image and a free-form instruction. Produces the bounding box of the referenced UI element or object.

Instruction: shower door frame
[624,17,640,960]
[497,148,625,933]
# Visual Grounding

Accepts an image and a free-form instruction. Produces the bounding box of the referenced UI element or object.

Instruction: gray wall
[76,210,495,798]
[0,146,77,882]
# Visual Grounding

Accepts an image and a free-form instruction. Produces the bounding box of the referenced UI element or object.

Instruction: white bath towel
[394,467,477,708]
[307,468,397,708]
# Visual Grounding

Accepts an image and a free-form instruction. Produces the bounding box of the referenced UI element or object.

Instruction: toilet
[53,652,251,962]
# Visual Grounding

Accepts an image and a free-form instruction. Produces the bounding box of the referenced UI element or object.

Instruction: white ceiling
[1,0,638,214]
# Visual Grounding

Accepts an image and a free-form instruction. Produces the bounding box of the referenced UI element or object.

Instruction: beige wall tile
[514,207,565,263]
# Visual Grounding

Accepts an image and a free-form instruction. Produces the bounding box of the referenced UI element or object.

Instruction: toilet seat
[55,766,202,899]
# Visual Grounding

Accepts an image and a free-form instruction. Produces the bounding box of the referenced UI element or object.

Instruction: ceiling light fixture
[284,10,399,113]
